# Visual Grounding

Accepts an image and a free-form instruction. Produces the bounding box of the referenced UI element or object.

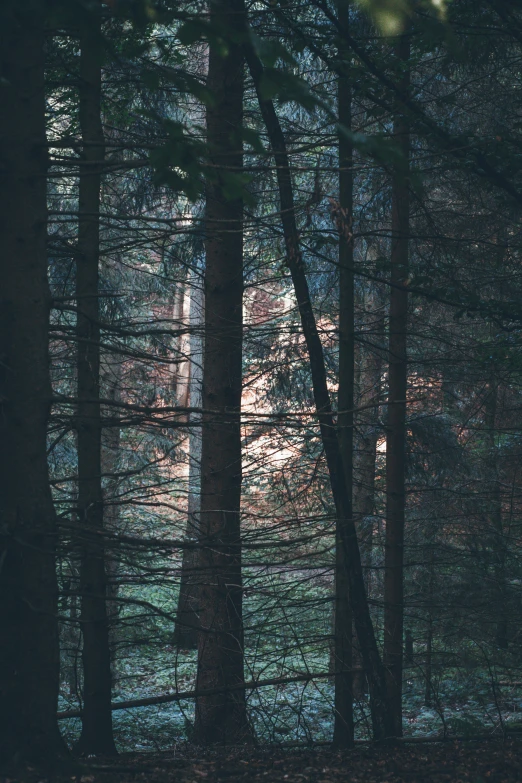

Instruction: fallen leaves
[4,738,522,783]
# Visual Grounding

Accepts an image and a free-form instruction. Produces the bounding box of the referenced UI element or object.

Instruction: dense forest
[3,0,522,774]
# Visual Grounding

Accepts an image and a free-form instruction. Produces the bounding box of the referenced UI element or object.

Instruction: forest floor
[8,737,522,783]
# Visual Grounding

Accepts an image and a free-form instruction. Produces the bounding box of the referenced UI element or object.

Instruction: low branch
[57,670,362,719]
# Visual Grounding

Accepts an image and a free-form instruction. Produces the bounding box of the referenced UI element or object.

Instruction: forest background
[2,0,522,767]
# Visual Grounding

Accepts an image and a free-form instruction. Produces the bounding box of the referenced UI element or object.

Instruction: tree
[383,30,410,738]
[174,270,204,649]
[244,12,394,741]
[74,2,117,754]
[6,0,522,757]
[333,0,355,748]
[194,0,251,743]
[0,0,65,765]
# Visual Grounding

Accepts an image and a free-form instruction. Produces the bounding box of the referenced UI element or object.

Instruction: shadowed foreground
[5,738,522,783]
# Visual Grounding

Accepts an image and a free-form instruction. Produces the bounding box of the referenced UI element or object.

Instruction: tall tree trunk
[333,0,354,747]
[0,0,65,764]
[171,271,191,408]
[100,354,124,676]
[354,292,385,589]
[424,548,435,708]
[383,32,410,739]
[352,290,385,700]
[194,0,250,743]
[424,617,433,707]
[177,286,192,411]
[174,274,204,649]
[75,4,116,755]
[60,563,81,699]
[244,23,394,742]
[484,378,508,649]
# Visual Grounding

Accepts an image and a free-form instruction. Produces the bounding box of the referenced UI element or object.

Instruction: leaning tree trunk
[333,0,354,748]
[193,0,251,743]
[174,273,204,649]
[0,0,65,765]
[244,19,394,742]
[383,32,411,739]
[75,3,116,755]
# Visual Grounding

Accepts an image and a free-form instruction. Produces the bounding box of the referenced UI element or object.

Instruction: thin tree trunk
[60,564,81,699]
[383,32,410,739]
[353,291,385,700]
[404,630,413,668]
[0,1,65,764]
[171,271,191,408]
[333,0,354,747]
[424,549,435,708]
[194,0,251,743]
[174,274,204,649]
[424,618,433,708]
[244,23,394,742]
[101,354,124,676]
[75,4,116,755]
[177,285,192,411]
[355,296,385,589]
[67,582,81,698]
[484,379,508,649]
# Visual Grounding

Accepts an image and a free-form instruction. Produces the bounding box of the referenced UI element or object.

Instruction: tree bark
[100,354,124,677]
[75,4,116,755]
[171,271,191,409]
[424,549,435,708]
[0,0,65,764]
[60,566,81,699]
[353,290,385,700]
[354,292,385,589]
[174,273,204,649]
[424,618,433,708]
[484,379,508,649]
[383,32,410,739]
[194,0,251,743]
[333,0,354,747]
[244,21,394,742]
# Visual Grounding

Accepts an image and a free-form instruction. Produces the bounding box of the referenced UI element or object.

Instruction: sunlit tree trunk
[75,3,116,755]
[171,271,191,409]
[0,0,65,764]
[194,0,251,743]
[333,0,354,747]
[383,31,410,739]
